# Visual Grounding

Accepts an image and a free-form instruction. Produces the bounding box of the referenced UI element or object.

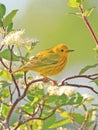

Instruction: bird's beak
[67,50,74,52]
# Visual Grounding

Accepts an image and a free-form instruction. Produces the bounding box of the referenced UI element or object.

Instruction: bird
[12,44,74,76]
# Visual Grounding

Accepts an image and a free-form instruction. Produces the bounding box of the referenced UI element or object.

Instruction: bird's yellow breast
[38,56,67,76]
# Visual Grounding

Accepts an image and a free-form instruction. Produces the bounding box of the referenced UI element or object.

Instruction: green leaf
[22,102,35,114]
[3,9,18,27]
[27,92,35,101]
[83,7,95,17]
[0,89,10,99]
[68,12,81,18]
[27,87,44,100]
[59,111,70,118]
[92,79,98,86]
[13,73,23,79]
[59,94,68,105]
[1,104,10,118]
[19,124,26,130]
[0,49,21,61]
[43,115,56,129]
[46,95,58,103]
[0,3,6,19]
[71,112,84,124]
[92,104,98,107]
[75,93,83,105]
[7,22,13,32]
[44,104,53,110]
[46,94,68,105]
[0,70,11,80]
[79,63,98,74]
[0,80,11,88]
[67,96,76,105]
[49,118,71,128]
[68,0,82,8]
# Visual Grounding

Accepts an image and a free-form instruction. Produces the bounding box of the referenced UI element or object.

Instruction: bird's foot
[43,77,58,86]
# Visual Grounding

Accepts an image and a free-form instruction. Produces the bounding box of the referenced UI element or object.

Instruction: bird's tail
[10,65,29,75]
[10,68,22,75]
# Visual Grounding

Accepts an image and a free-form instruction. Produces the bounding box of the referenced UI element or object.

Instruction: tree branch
[78,5,98,46]
[0,58,8,70]
[63,82,98,94]
[60,74,98,94]
[11,74,21,97]
[61,74,98,84]
[5,78,44,127]
[13,108,56,130]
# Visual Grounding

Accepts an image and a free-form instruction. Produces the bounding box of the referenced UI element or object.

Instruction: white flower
[47,85,75,96]
[33,76,44,89]
[82,94,94,102]
[1,30,25,46]
[47,85,58,96]
[56,86,66,96]
[1,30,38,47]
[63,86,75,96]
[35,82,44,89]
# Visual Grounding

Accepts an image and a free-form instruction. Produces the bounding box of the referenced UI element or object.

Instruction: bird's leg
[43,76,57,86]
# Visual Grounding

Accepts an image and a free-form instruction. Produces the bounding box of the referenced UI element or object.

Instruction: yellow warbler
[13,44,74,76]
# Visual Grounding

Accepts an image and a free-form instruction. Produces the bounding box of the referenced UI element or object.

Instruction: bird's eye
[61,49,64,52]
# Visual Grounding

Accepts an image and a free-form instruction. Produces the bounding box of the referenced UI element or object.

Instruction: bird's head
[53,44,74,57]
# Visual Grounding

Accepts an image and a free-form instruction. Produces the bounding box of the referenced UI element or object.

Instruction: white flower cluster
[32,76,44,89]
[1,30,25,46]
[1,30,38,46]
[82,94,94,102]
[47,85,75,96]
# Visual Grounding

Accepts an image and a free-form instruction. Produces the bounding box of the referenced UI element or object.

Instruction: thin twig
[78,5,98,46]
[24,72,28,86]
[18,109,23,123]
[69,115,80,130]
[60,74,98,94]
[21,103,40,117]
[0,45,4,51]
[9,86,16,103]
[39,98,46,117]
[28,78,44,86]
[9,86,13,103]
[79,111,89,130]
[13,108,56,130]
[7,45,21,97]
[61,74,98,85]
[65,82,98,94]
[8,45,14,72]
[0,58,8,69]
[11,74,21,97]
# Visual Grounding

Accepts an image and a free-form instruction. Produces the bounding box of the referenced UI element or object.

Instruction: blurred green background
[0,0,98,76]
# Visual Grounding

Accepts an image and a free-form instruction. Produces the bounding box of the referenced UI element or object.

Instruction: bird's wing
[28,51,59,67]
